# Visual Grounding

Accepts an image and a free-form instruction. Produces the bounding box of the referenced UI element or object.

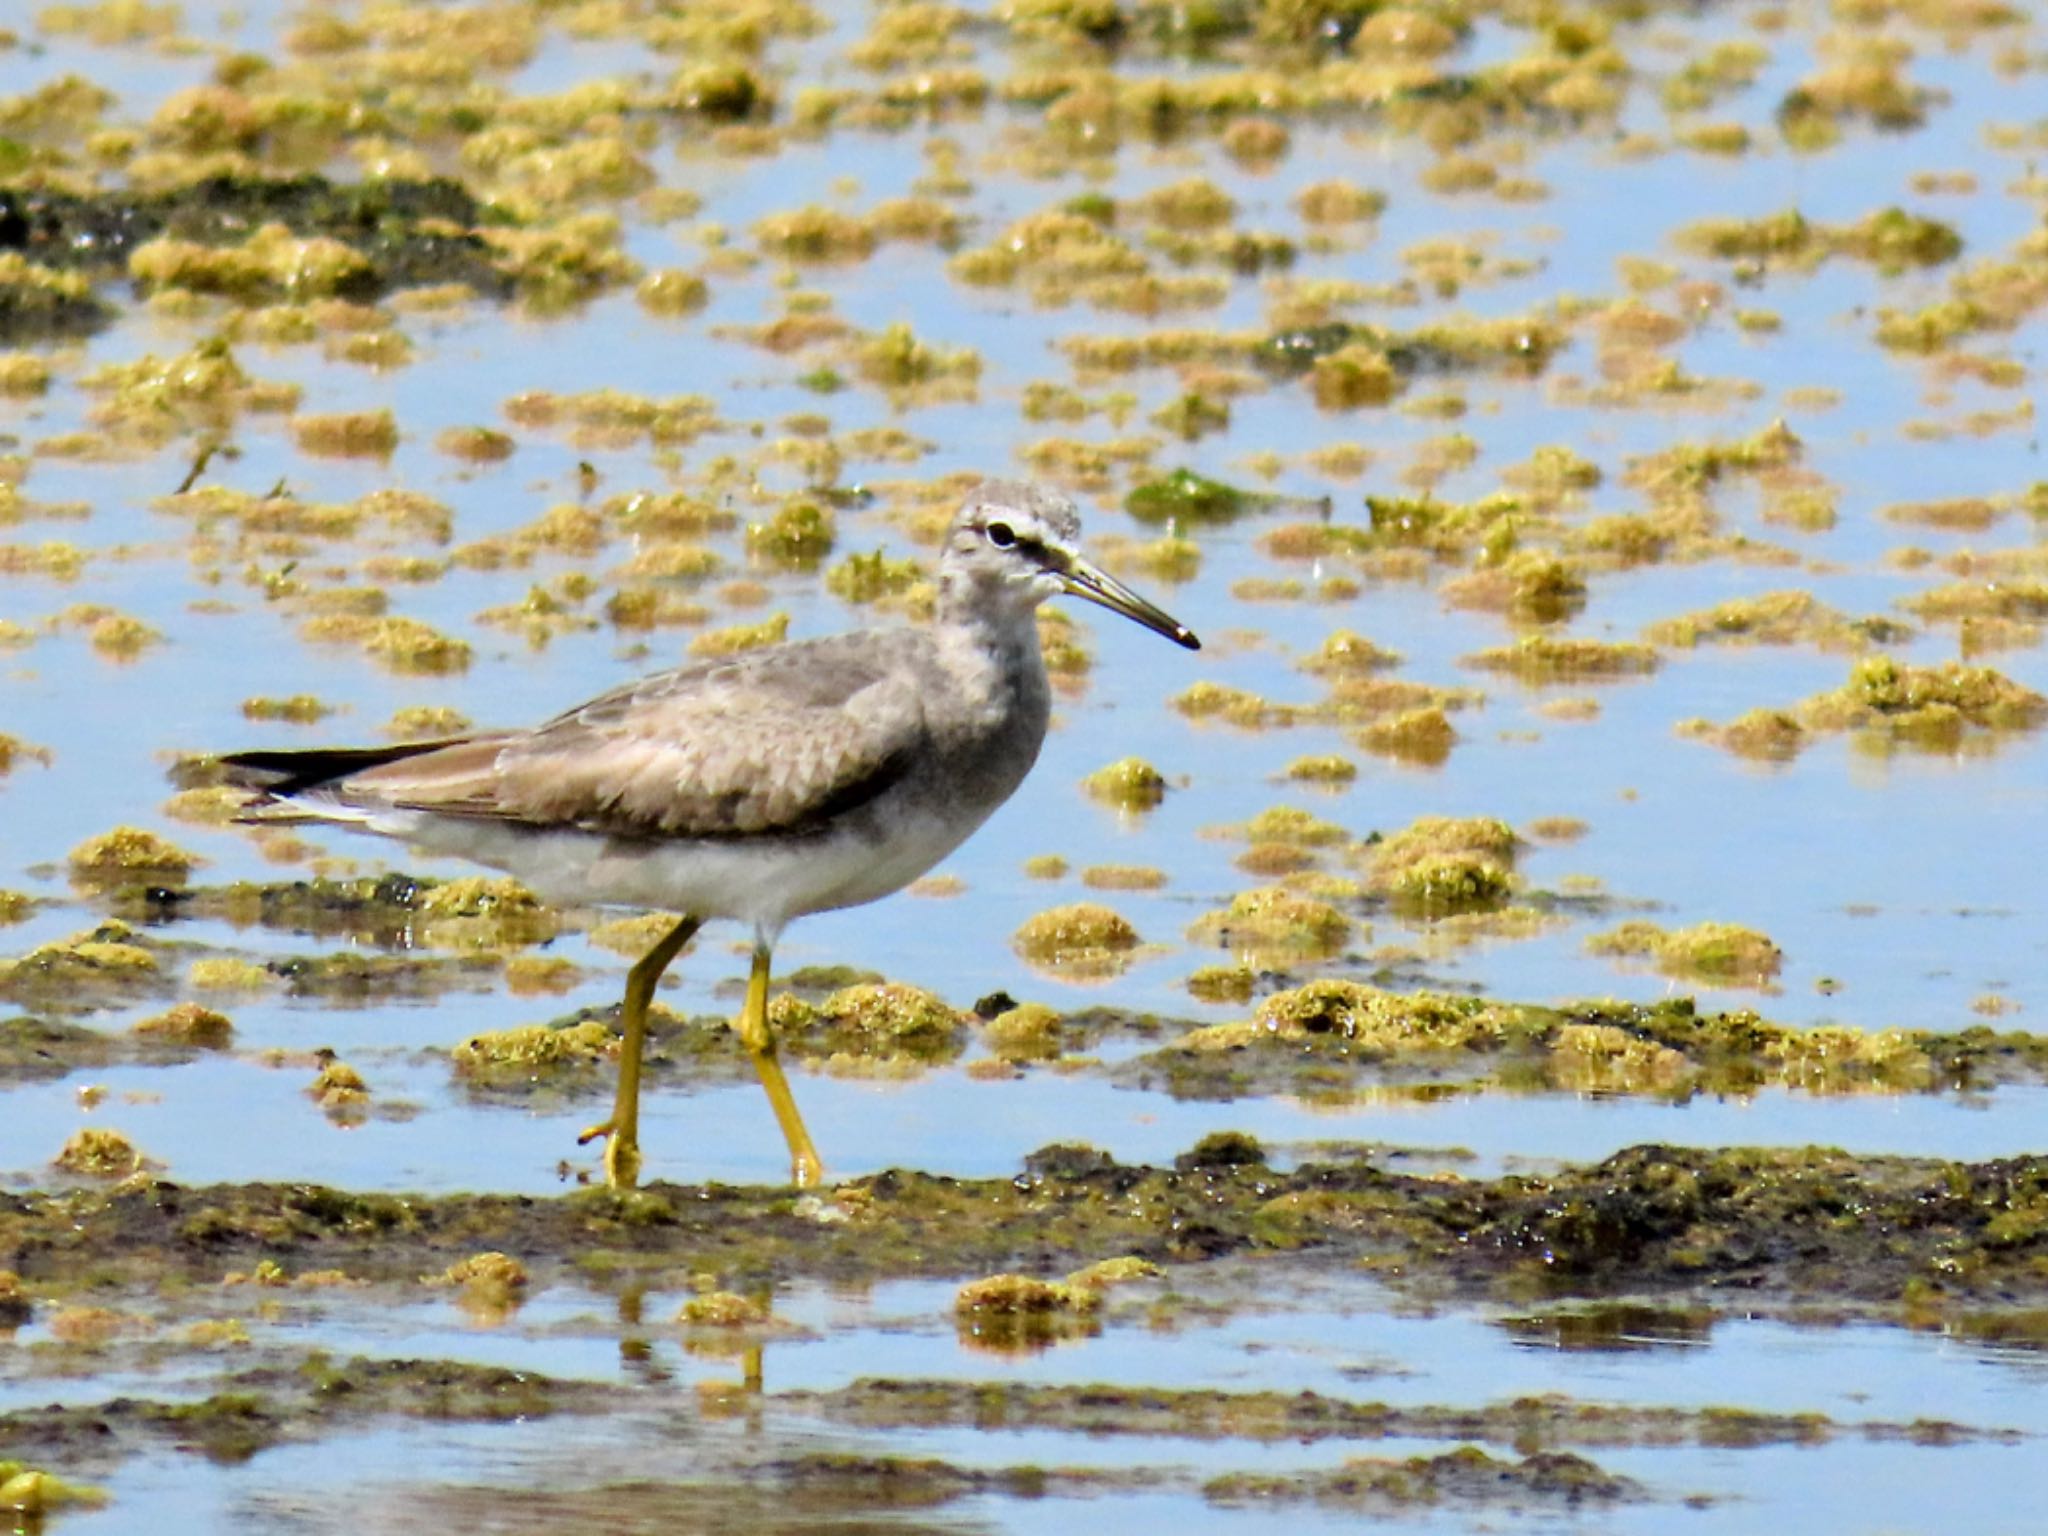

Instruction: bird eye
[985,521,1016,549]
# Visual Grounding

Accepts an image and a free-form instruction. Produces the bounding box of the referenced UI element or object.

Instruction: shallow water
[6,0,2048,1528]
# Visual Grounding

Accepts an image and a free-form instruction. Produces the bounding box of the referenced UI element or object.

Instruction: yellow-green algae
[1285,754,1358,784]
[677,1290,771,1327]
[0,735,52,777]
[1131,981,2043,1106]
[1587,921,1784,987]
[453,1020,616,1081]
[1365,816,1519,915]
[290,407,400,457]
[1229,805,1349,847]
[131,1001,233,1048]
[1644,591,1900,651]
[1082,865,1167,892]
[1187,886,1351,960]
[0,922,163,1013]
[690,612,790,656]
[1081,756,1166,809]
[1355,705,1458,765]
[772,982,964,1061]
[1015,909,1146,958]
[1300,631,1401,677]
[435,1251,530,1310]
[240,694,333,723]
[67,825,197,887]
[954,1255,1160,1350]
[1694,655,2048,757]
[984,1002,1066,1063]
[1013,903,1141,971]
[1677,207,1961,275]
[53,1127,146,1178]
[1463,634,1659,685]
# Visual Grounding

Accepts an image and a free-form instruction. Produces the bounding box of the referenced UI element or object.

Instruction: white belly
[341,802,983,943]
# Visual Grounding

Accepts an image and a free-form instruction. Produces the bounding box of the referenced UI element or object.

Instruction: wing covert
[340,634,933,838]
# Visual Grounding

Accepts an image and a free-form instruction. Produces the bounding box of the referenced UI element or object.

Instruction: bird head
[943,479,1200,650]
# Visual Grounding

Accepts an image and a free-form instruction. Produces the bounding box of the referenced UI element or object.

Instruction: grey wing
[338,633,934,838]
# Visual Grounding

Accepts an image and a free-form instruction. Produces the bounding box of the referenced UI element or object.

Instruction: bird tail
[216,738,472,817]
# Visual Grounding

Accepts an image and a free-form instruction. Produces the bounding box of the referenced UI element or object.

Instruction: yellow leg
[579,913,700,1190]
[737,946,823,1188]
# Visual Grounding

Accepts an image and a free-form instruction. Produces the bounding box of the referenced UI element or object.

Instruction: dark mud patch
[13,1142,2048,1310]
[789,1377,2009,1452]
[0,1015,121,1082]
[0,175,510,304]
[1205,1445,1638,1510]
[0,1354,608,1466]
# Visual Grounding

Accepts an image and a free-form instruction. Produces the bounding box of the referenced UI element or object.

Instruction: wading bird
[221,480,1200,1188]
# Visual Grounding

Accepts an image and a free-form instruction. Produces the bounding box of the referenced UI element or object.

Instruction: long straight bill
[1061,556,1201,650]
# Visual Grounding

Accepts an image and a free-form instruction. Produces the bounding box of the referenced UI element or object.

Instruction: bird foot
[577,1118,641,1190]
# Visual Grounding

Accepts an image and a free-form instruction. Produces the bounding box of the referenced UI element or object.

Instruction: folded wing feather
[335,633,933,839]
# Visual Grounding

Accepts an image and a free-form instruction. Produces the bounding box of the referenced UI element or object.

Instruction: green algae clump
[805,983,962,1049]
[1082,756,1168,809]
[452,1020,615,1081]
[1463,635,1659,685]
[1366,816,1519,915]
[131,1002,234,1048]
[1256,979,1531,1054]
[1356,705,1458,765]
[690,613,791,657]
[678,1290,771,1327]
[1587,921,1783,987]
[291,407,399,458]
[985,1002,1065,1062]
[1237,804,1348,846]
[1644,591,1866,651]
[1285,754,1358,784]
[1126,468,1265,525]
[825,549,923,605]
[1706,709,1808,762]
[1186,887,1351,959]
[0,252,112,340]
[241,694,333,723]
[747,500,836,567]
[1301,630,1400,676]
[68,825,198,889]
[955,1272,1095,1314]
[54,1128,146,1178]
[187,957,275,993]
[952,1261,1142,1351]
[0,923,163,1013]
[1013,903,1141,977]
[397,877,558,947]
[1798,655,2047,746]
[436,1251,530,1310]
